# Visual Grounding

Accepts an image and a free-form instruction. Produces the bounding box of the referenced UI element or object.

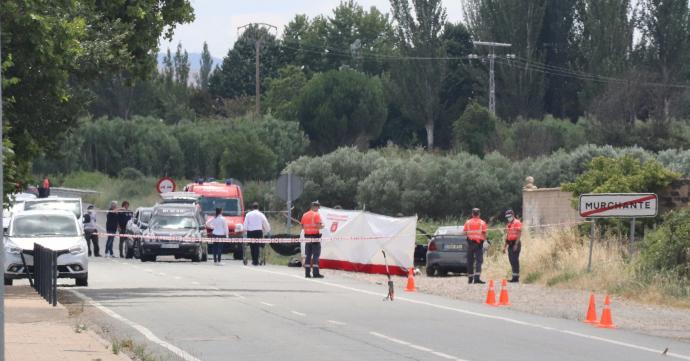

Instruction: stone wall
[522,188,583,228]
[659,179,690,213]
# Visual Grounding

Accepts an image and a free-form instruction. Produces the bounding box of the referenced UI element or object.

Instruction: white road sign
[156,177,176,194]
[579,193,658,218]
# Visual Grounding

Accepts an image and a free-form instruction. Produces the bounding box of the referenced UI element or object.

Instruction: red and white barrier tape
[94,232,389,244]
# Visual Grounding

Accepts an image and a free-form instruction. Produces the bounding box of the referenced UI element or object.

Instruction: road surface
[57,255,690,361]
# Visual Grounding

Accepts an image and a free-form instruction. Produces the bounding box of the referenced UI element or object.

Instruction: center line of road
[327,320,347,326]
[260,301,275,307]
[291,311,306,317]
[247,267,690,361]
[370,331,467,361]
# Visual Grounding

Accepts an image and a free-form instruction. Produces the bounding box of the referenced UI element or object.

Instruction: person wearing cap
[463,208,487,284]
[301,201,324,278]
[503,209,522,283]
[105,201,119,258]
[83,205,100,257]
[244,202,271,266]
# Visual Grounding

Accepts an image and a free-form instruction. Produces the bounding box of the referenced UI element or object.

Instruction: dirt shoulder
[327,269,690,344]
[5,285,132,361]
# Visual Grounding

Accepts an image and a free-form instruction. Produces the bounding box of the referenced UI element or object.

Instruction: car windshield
[140,210,153,224]
[149,215,197,230]
[198,197,241,217]
[23,200,81,219]
[12,214,79,237]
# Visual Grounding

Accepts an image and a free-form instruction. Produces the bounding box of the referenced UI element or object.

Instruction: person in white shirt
[244,202,271,266]
[205,207,229,265]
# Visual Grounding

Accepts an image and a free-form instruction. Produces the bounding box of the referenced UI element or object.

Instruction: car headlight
[69,245,86,255]
[4,240,21,255]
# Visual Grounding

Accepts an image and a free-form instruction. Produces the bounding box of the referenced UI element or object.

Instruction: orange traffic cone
[485,280,497,306]
[404,268,417,292]
[584,293,598,324]
[497,279,511,306]
[596,295,616,329]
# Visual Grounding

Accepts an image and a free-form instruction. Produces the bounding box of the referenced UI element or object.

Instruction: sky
[159,0,465,57]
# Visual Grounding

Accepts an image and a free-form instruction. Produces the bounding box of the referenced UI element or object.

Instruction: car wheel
[191,245,202,262]
[426,265,437,277]
[437,267,448,277]
[125,245,134,259]
[133,241,140,259]
[76,276,88,287]
[201,244,208,262]
[4,277,12,286]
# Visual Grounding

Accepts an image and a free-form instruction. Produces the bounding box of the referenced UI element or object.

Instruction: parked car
[4,209,88,286]
[138,204,208,262]
[426,226,468,277]
[3,193,37,232]
[22,197,84,225]
[184,180,245,259]
[124,207,153,259]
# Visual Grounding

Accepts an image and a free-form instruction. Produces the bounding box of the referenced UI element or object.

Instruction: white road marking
[144,269,153,273]
[260,301,275,307]
[370,331,469,361]
[174,276,182,280]
[157,272,166,276]
[247,267,690,361]
[327,320,347,326]
[191,281,200,285]
[291,311,306,317]
[68,290,201,361]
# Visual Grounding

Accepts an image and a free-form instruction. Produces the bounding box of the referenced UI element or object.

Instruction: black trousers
[85,231,100,256]
[507,241,521,276]
[304,235,321,269]
[247,230,263,265]
[466,240,484,277]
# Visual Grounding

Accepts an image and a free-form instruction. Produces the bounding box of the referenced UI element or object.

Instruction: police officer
[301,201,324,278]
[503,209,522,283]
[463,208,487,284]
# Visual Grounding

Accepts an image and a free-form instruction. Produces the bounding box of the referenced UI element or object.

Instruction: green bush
[118,167,145,180]
[640,208,690,280]
[61,171,109,189]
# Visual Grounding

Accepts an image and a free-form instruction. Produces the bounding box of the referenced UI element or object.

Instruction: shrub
[452,102,496,156]
[118,167,145,180]
[639,208,690,279]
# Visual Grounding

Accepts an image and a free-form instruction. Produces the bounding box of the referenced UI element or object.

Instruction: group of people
[463,208,522,284]
[82,200,133,258]
[205,200,325,278]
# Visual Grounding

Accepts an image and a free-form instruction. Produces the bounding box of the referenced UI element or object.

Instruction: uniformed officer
[301,201,324,278]
[463,208,487,284]
[503,209,522,283]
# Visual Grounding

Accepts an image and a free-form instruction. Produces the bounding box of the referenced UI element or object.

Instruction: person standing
[105,201,119,258]
[83,205,100,257]
[206,207,228,265]
[117,201,132,258]
[301,201,324,278]
[503,209,522,283]
[244,202,271,266]
[42,177,51,197]
[463,208,487,284]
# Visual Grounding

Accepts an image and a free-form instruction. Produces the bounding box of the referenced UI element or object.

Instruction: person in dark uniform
[105,201,119,257]
[463,208,487,284]
[118,201,132,258]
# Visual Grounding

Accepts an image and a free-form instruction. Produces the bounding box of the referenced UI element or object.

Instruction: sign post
[156,177,176,194]
[579,193,658,272]
[276,173,304,235]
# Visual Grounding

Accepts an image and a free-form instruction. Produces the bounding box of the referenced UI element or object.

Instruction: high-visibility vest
[301,210,321,235]
[506,219,522,241]
[463,216,487,243]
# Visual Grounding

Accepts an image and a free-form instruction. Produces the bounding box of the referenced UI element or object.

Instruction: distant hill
[156,52,222,72]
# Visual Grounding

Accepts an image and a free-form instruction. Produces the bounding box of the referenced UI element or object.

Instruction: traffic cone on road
[497,279,511,306]
[596,295,616,329]
[404,268,417,292]
[485,280,497,306]
[584,293,598,324]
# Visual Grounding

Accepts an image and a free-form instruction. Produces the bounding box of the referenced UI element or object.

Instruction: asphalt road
[54,252,690,361]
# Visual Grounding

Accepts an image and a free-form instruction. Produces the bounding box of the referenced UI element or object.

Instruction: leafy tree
[282,14,329,73]
[209,24,283,99]
[264,65,308,121]
[197,41,213,90]
[297,69,387,152]
[562,156,679,194]
[173,42,190,86]
[389,0,447,149]
[452,102,497,156]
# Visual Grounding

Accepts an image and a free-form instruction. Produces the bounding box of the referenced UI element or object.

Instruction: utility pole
[469,41,513,115]
[237,23,277,119]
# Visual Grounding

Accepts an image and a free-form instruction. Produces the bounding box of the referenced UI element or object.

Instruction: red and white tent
[302,207,417,276]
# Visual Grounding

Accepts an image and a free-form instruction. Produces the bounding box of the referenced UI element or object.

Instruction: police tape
[93,232,389,244]
[416,220,591,237]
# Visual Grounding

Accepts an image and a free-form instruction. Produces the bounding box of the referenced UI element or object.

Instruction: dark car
[426,226,469,277]
[138,204,208,262]
[125,207,153,259]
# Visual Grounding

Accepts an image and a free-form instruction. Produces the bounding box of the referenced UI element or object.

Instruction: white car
[2,192,37,231]
[4,209,89,286]
[22,197,84,225]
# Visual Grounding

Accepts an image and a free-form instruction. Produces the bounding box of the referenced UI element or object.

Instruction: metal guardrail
[21,244,68,306]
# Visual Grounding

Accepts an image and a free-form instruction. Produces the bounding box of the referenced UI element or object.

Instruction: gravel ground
[323,269,690,344]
